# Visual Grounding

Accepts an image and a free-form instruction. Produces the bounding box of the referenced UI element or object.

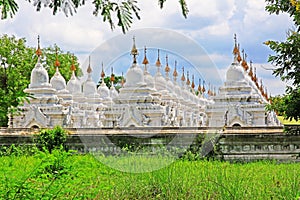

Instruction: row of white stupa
[10,36,281,128]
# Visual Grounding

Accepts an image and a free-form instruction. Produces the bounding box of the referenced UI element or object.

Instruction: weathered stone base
[0,127,299,162]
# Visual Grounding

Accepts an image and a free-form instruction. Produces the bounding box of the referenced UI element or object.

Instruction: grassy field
[0,151,299,199]
[278,116,300,125]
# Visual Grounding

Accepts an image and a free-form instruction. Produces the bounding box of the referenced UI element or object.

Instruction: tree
[98,75,123,91]
[0,0,188,34]
[265,0,300,121]
[0,35,81,127]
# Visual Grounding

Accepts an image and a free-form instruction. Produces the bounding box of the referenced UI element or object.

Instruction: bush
[34,126,68,153]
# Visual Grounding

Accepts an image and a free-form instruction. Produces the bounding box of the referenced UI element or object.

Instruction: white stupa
[11,34,280,129]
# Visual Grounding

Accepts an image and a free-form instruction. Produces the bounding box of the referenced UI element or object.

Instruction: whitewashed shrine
[10,36,280,128]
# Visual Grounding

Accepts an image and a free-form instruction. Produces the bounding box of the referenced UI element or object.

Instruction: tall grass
[0,153,299,199]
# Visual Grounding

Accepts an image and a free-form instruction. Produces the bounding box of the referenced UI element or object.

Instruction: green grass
[0,153,299,199]
[278,116,300,125]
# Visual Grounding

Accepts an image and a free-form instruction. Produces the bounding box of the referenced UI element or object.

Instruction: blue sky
[0,0,294,95]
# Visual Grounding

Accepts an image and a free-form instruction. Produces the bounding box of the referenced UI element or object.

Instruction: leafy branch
[1,0,188,33]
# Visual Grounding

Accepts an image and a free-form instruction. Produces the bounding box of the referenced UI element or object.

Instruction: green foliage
[34,126,68,153]
[265,1,300,121]
[0,35,34,126]
[265,0,300,28]
[1,0,188,34]
[0,144,38,156]
[0,35,81,127]
[283,125,300,135]
[98,75,123,90]
[34,149,72,178]
[43,45,82,80]
[180,133,222,161]
[266,95,287,116]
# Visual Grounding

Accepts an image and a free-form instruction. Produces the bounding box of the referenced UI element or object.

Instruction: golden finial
[233,34,239,55]
[186,71,190,85]
[54,47,60,68]
[101,62,105,78]
[70,55,76,71]
[173,60,178,78]
[131,36,138,64]
[181,67,185,82]
[36,35,42,57]
[259,79,264,93]
[110,67,115,82]
[87,56,92,74]
[142,46,149,65]
[253,64,257,82]
[202,80,206,93]
[264,88,268,100]
[237,44,242,63]
[244,53,249,71]
[241,49,247,69]
[155,49,161,67]
[248,63,253,78]
[198,78,202,92]
[165,54,170,73]
[191,75,195,89]
[208,83,211,96]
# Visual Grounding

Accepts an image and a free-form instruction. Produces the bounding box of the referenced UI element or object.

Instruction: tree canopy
[0,35,81,127]
[0,0,188,34]
[265,0,300,121]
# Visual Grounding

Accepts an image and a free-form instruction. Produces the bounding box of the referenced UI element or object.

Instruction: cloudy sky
[0,0,294,95]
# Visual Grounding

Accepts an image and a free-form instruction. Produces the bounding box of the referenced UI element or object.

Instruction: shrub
[34,126,67,153]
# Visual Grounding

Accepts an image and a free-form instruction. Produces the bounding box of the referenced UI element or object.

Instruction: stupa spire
[253,64,257,82]
[208,82,211,96]
[198,78,202,93]
[131,36,138,64]
[142,46,149,75]
[110,67,115,84]
[237,44,242,63]
[259,79,264,94]
[248,61,253,78]
[70,55,76,72]
[36,35,42,57]
[191,74,195,90]
[155,49,161,67]
[142,46,149,66]
[233,34,238,55]
[202,80,206,94]
[241,49,247,71]
[165,54,170,79]
[233,34,241,63]
[54,47,60,73]
[186,71,190,86]
[87,56,92,74]
[173,60,178,83]
[101,62,105,79]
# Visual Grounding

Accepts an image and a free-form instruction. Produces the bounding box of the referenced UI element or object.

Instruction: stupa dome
[98,83,110,99]
[110,85,119,99]
[67,71,82,94]
[155,74,167,91]
[82,58,98,97]
[50,69,66,91]
[144,72,155,88]
[125,63,145,87]
[83,79,97,96]
[29,60,51,88]
[226,64,245,82]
